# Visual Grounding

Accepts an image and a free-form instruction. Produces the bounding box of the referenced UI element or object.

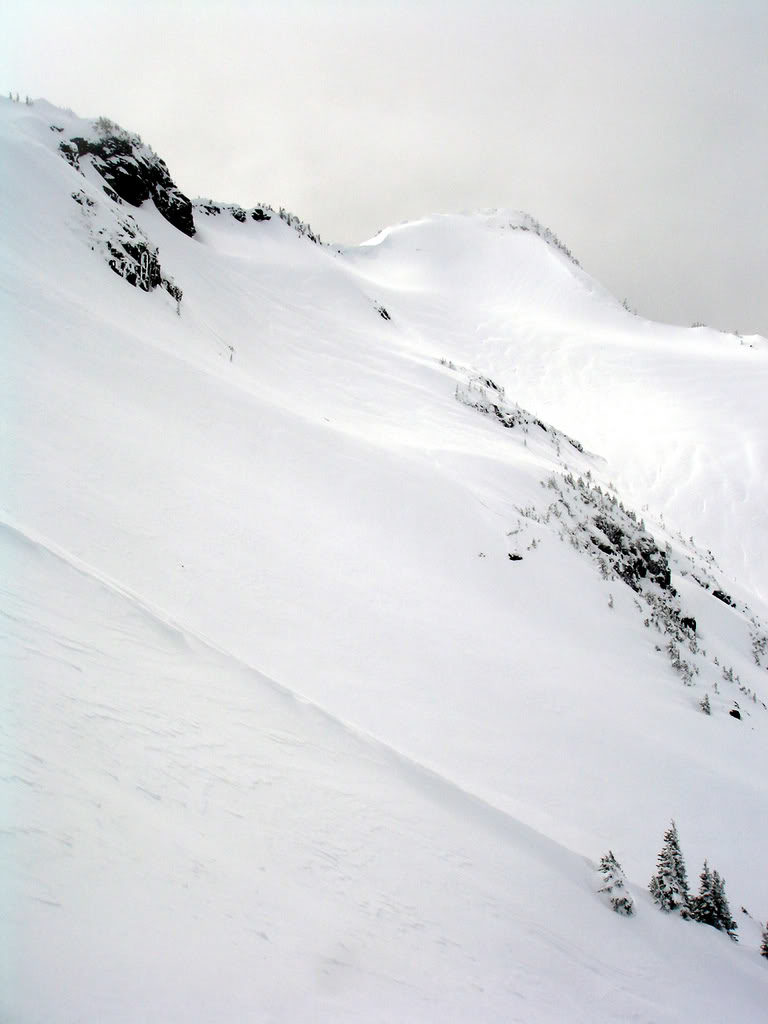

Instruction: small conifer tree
[760,923,768,959]
[691,861,718,926]
[700,693,711,715]
[598,851,635,916]
[691,861,738,940]
[649,820,690,917]
[711,869,738,940]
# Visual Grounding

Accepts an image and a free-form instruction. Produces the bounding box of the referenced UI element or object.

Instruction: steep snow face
[4,522,767,1024]
[2,98,768,1022]
[347,210,768,604]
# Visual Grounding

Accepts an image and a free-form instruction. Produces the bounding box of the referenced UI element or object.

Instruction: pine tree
[649,820,690,917]
[760,923,768,959]
[690,861,718,926]
[691,861,738,940]
[711,869,738,941]
[598,850,635,916]
[700,693,711,715]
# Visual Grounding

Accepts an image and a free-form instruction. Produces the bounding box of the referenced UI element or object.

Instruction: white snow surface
[2,98,767,1021]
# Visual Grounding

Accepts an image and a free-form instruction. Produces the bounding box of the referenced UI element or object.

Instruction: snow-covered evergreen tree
[690,861,718,926]
[711,869,738,940]
[690,861,738,940]
[597,850,635,915]
[761,922,768,959]
[649,820,690,917]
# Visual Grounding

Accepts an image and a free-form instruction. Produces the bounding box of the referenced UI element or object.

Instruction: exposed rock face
[455,373,585,453]
[193,199,320,243]
[592,512,672,592]
[60,119,195,237]
[195,200,272,224]
[71,187,183,307]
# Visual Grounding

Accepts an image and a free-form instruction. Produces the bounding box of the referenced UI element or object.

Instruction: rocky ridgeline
[502,212,581,267]
[196,200,272,224]
[55,115,323,300]
[452,368,767,716]
[59,117,195,237]
[536,471,766,711]
[453,371,584,453]
[195,198,322,244]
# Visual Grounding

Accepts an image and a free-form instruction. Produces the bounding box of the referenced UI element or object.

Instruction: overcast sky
[3,0,766,335]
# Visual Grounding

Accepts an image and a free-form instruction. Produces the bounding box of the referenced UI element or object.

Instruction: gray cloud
[3,0,766,334]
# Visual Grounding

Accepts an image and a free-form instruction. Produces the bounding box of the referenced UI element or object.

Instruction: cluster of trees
[598,821,768,959]
[7,92,32,105]
[648,821,737,937]
[277,207,321,245]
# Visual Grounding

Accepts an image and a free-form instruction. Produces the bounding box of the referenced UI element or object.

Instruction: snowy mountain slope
[345,211,768,603]
[3,521,767,1024]
[2,97,767,1020]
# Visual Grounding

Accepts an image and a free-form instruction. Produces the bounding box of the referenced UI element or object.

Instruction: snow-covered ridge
[365,208,581,265]
[194,197,322,243]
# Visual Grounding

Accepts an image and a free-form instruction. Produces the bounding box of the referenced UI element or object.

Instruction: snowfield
[1,97,767,1022]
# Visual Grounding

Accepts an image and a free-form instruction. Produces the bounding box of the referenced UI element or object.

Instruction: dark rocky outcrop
[196,201,272,224]
[70,188,182,307]
[592,513,672,592]
[193,199,322,244]
[455,375,584,453]
[60,119,195,237]
[105,218,182,304]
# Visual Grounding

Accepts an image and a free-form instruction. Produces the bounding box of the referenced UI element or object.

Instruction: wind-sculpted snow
[2,96,767,1020]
